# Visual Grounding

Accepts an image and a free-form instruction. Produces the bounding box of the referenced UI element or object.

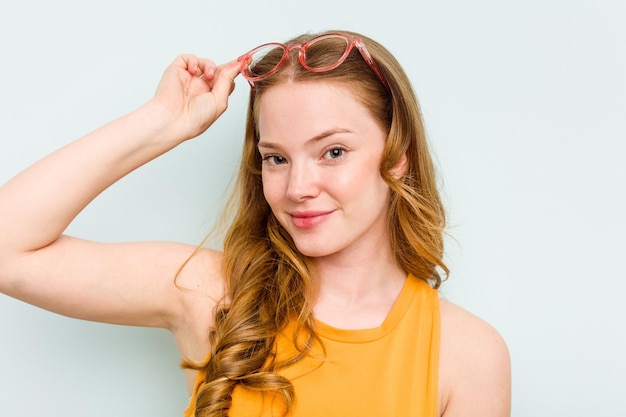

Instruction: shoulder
[438,298,511,417]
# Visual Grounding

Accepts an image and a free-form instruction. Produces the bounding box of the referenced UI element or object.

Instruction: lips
[289,210,334,229]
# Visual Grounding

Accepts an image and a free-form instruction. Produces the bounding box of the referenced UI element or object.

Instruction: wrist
[137,99,188,145]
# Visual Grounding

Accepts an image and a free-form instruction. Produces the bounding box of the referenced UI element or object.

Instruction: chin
[293,240,340,259]
[297,249,331,258]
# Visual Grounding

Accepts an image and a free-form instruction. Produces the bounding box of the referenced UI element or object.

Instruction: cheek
[261,171,282,207]
[344,167,390,210]
[332,158,385,194]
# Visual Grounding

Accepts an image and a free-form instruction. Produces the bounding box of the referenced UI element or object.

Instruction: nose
[286,162,320,202]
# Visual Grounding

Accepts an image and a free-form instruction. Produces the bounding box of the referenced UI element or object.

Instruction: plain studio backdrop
[0,1,624,416]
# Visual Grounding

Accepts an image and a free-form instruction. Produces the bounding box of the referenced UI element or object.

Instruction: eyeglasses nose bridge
[285,42,305,53]
[282,42,308,67]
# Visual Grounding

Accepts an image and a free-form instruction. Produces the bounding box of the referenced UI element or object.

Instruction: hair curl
[187,29,447,417]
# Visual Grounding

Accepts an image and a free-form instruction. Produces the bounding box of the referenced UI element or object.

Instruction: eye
[323,146,346,160]
[262,154,288,165]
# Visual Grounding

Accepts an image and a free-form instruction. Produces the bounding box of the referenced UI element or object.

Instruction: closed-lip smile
[289,210,335,229]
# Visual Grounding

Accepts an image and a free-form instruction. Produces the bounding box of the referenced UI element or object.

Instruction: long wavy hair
[188,29,448,417]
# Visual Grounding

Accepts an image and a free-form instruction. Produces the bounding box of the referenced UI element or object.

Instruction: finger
[196,57,218,80]
[177,54,215,79]
[179,54,199,75]
[210,60,241,98]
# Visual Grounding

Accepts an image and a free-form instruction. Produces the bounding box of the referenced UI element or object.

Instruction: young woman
[0,30,510,416]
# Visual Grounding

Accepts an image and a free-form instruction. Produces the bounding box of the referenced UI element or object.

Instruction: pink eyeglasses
[237,33,389,90]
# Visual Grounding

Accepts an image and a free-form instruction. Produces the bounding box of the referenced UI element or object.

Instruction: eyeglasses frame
[237,33,389,90]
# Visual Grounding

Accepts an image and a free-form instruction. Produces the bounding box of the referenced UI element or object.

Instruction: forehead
[255,81,377,142]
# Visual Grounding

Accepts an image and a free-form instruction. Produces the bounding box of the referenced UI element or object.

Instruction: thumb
[211,60,241,102]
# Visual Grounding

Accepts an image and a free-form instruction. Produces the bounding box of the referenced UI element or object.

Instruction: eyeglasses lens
[302,36,350,70]
[245,36,352,79]
[245,44,286,79]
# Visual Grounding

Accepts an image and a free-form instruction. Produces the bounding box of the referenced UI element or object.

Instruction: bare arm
[0,55,240,329]
[439,299,512,417]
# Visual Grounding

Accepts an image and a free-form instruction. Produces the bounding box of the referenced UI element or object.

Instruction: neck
[311,244,407,329]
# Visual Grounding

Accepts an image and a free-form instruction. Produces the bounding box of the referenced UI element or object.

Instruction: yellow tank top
[184,275,440,417]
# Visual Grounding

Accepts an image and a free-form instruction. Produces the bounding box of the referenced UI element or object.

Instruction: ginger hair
[188,30,447,416]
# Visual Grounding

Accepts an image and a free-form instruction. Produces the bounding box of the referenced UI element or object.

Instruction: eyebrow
[258,128,354,150]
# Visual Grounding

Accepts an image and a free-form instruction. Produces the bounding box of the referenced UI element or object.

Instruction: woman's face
[257,81,398,262]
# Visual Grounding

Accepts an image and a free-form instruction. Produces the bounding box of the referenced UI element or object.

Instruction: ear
[389,152,409,180]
